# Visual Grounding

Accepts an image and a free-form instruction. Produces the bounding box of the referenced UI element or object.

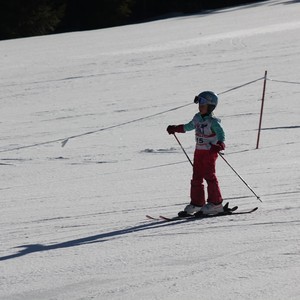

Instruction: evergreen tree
[0,0,265,40]
[0,0,66,39]
[58,0,135,32]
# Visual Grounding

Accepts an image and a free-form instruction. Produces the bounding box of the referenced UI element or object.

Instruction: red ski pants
[190,150,222,206]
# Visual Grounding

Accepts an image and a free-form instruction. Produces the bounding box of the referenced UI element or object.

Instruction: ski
[146,206,258,222]
[145,215,160,221]
[159,207,257,221]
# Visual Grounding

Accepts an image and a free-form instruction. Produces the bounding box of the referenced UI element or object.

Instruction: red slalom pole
[256,70,268,149]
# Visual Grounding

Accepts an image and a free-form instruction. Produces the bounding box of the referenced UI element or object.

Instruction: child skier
[167,91,225,216]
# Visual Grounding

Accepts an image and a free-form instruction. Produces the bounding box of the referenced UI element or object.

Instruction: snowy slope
[1,0,300,299]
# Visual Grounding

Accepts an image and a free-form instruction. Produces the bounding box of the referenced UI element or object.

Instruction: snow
[1,0,300,299]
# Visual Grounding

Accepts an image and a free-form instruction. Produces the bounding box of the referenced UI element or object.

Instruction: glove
[167,125,185,135]
[210,141,225,153]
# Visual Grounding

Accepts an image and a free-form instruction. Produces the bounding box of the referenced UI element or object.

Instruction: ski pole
[218,153,262,202]
[173,133,262,202]
[173,133,193,167]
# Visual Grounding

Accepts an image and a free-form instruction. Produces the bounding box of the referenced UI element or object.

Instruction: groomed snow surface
[1,0,300,299]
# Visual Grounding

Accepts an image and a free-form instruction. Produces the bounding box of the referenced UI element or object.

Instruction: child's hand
[210,141,225,153]
[166,125,185,135]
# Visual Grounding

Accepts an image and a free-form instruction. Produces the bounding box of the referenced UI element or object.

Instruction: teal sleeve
[211,119,225,142]
[183,120,195,132]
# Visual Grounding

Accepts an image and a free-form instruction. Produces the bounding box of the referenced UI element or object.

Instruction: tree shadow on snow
[0,219,184,261]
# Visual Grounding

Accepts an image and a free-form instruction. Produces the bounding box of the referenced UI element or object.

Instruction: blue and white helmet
[194,91,218,113]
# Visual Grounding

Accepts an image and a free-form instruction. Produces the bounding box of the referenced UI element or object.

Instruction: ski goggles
[194,95,208,105]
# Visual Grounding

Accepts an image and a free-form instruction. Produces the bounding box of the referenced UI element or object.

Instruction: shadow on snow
[0,219,185,261]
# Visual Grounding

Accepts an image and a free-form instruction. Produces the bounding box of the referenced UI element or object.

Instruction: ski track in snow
[1,0,300,299]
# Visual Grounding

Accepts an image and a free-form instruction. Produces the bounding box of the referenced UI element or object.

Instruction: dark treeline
[0,0,264,40]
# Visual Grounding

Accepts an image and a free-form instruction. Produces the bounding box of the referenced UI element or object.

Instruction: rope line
[267,77,300,85]
[218,77,264,95]
[1,74,299,153]
[0,103,192,153]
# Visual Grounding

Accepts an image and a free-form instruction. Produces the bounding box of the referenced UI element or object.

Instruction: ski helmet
[194,91,218,113]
